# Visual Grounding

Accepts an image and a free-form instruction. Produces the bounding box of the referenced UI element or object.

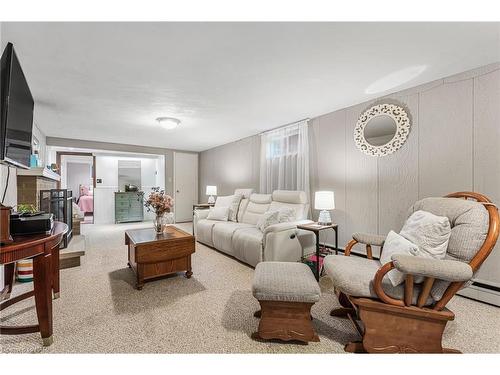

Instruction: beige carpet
[1,222,499,353]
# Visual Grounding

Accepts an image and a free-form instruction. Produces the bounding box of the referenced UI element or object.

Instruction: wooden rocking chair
[323,192,499,353]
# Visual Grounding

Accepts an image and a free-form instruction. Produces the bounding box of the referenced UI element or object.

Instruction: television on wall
[0,42,34,169]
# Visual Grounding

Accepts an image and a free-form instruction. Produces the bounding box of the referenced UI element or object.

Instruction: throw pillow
[256,211,280,232]
[207,206,229,221]
[400,210,451,259]
[215,194,242,222]
[277,208,296,223]
[380,230,419,286]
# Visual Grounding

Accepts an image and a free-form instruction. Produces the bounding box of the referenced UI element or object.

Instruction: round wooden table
[0,221,68,346]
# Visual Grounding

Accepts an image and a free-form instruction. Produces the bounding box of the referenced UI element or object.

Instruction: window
[259,120,310,196]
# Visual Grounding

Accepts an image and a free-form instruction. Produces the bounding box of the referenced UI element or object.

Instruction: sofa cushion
[323,255,434,306]
[234,188,254,198]
[232,227,264,267]
[215,194,242,222]
[269,201,305,220]
[207,206,229,221]
[256,211,280,232]
[233,188,254,222]
[272,190,307,204]
[276,207,297,223]
[196,219,219,247]
[237,198,250,223]
[241,194,272,225]
[212,222,254,255]
[250,193,273,204]
[252,262,321,303]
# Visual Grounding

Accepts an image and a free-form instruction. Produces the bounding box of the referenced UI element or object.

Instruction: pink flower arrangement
[138,187,174,216]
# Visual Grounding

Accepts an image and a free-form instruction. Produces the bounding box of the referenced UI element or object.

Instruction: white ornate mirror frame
[354,103,411,157]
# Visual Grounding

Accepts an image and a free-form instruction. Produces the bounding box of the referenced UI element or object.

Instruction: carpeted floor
[1,222,499,353]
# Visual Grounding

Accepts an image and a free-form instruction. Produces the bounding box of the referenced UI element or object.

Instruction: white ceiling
[2,22,499,152]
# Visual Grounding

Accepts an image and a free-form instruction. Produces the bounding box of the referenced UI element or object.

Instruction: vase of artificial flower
[137,187,174,234]
[152,214,163,233]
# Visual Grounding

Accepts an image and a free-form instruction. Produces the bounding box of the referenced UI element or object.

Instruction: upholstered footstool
[252,261,321,343]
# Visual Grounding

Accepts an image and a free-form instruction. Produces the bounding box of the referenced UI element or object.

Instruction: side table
[0,221,68,346]
[296,222,338,281]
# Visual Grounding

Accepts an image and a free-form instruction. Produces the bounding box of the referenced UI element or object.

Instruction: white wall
[199,135,260,200]
[94,154,165,224]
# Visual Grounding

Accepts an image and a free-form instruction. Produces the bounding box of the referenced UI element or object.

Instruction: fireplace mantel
[17,167,61,182]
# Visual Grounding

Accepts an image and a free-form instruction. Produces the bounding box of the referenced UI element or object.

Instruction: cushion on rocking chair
[323,255,434,306]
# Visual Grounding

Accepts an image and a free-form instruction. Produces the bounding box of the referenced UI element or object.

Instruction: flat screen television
[0,42,34,169]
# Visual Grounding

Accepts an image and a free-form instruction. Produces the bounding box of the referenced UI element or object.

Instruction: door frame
[56,151,96,223]
[56,152,96,189]
[173,151,198,223]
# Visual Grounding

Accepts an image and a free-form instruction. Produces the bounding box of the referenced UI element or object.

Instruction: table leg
[1,263,16,300]
[51,244,61,299]
[136,264,144,290]
[33,253,53,346]
[315,232,320,281]
[335,227,339,255]
[185,255,192,278]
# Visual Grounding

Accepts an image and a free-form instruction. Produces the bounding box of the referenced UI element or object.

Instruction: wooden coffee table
[125,226,195,290]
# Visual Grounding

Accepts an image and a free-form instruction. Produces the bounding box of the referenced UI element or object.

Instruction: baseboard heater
[319,242,500,307]
[458,281,500,307]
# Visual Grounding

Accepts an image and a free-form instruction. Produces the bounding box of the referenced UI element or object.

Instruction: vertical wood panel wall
[199,63,500,284]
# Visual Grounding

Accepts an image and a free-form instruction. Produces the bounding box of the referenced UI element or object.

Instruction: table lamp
[206,185,217,204]
[315,191,335,225]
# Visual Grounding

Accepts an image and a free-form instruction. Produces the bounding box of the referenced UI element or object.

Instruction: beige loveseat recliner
[194,189,315,267]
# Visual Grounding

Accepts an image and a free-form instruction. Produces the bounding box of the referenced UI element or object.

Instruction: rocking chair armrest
[372,262,405,306]
[352,232,386,247]
[391,255,473,282]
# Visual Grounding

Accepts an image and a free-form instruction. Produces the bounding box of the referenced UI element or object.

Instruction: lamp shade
[315,191,335,210]
[206,185,217,196]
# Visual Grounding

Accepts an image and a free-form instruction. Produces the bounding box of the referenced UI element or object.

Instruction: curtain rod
[260,117,310,135]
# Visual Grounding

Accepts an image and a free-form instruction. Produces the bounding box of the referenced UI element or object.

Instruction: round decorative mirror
[363,115,397,146]
[354,103,411,157]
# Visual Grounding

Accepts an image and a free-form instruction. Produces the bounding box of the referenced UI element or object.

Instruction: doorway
[173,152,198,222]
[57,152,95,224]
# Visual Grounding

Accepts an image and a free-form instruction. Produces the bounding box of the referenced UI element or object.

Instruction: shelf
[17,167,61,181]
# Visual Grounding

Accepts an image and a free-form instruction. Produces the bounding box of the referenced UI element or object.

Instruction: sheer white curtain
[259,120,310,197]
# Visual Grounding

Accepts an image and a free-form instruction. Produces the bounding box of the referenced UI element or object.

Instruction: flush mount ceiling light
[156,117,181,130]
[365,65,427,95]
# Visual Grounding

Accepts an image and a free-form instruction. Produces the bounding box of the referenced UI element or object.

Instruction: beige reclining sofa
[194,189,315,267]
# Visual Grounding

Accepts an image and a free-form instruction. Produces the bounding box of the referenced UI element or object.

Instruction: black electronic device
[10,212,54,235]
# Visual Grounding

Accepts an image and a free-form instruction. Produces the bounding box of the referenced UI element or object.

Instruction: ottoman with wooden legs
[251,261,321,343]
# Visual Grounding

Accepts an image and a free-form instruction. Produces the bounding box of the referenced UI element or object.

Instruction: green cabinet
[115,192,144,223]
